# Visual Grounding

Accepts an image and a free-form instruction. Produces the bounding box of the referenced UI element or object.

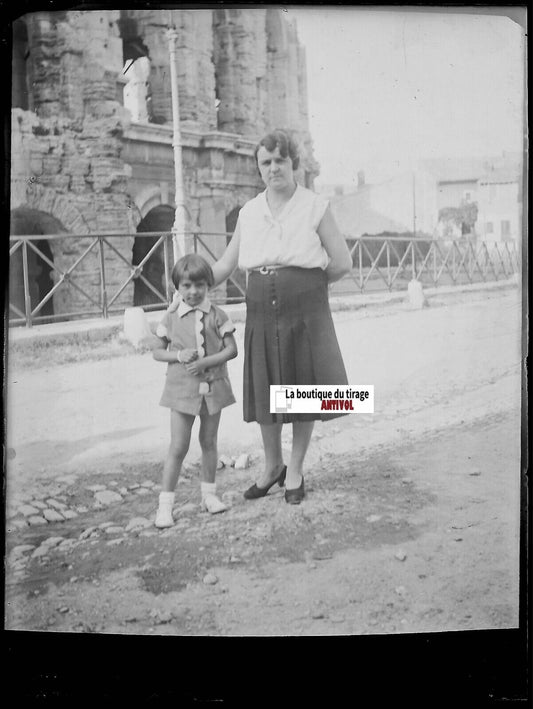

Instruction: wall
[476,181,520,241]
[10,8,317,320]
[11,11,137,317]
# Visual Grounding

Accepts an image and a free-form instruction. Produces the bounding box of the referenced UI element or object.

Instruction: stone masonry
[10,8,318,320]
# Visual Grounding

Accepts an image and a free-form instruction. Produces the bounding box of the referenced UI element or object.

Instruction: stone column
[130,9,217,129]
[297,44,309,132]
[213,8,268,137]
[25,12,61,119]
[265,9,289,130]
[285,20,301,131]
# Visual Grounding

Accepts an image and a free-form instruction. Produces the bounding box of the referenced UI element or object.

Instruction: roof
[419,153,521,184]
[331,197,411,238]
[421,157,488,183]
[478,169,520,185]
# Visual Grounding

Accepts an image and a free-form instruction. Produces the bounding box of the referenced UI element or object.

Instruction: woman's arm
[212,223,241,287]
[185,333,238,375]
[317,206,353,283]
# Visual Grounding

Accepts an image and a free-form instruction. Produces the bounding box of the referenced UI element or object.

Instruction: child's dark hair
[171,254,214,289]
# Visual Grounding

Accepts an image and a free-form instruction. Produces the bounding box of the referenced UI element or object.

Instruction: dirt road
[4,286,523,636]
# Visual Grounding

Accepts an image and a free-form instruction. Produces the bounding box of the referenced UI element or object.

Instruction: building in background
[420,153,522,242]
[476,167,522,242]
[330,169,437,240]
[10,8,317,320]
[330,152,523,246]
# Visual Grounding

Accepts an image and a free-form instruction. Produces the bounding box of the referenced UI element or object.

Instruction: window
[486,222,494,234]
[501,220,511,237]
[463,191,472,203]
[122,57,151,123]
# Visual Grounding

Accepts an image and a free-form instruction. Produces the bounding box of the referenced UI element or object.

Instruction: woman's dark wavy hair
[254,129,300,170]
[171,253,214,289]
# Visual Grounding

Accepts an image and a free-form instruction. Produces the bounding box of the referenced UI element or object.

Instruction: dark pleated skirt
[243,267,348,424]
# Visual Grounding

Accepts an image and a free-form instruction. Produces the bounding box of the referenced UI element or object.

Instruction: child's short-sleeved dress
[156,298,236,416]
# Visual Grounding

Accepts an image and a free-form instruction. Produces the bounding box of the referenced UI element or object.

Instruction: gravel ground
[4,284,526,700]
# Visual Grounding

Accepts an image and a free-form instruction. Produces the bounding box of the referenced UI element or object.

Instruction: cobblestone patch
[7,477,159,533]
[7,455,255,535]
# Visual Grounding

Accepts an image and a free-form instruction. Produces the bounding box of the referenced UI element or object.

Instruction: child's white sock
[155,491,175,528]
[200,482,227,514]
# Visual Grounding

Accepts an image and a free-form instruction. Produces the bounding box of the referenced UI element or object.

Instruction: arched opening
[118,12,153,122]
[12,19,32,110]
[9,208,64,322]
[123,56,152,123]
[132,205,174,307]
[225,206,245,301]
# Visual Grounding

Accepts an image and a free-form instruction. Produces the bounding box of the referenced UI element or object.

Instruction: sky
[287,7,525,187]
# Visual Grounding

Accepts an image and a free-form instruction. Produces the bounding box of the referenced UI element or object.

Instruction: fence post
[358,240,363,291]
[22,240,32,328]
[98,237,108,319]
[452,242,456,282]
[386,240,391,290]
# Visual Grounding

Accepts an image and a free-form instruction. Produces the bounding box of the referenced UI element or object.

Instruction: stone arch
[9,207,67,320]
[24,184,90,235]
[133,185,174,221]
[225,205,241,235]
[132,204,174,307]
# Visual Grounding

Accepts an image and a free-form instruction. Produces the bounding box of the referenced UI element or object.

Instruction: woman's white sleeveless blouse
[237,185,330,271]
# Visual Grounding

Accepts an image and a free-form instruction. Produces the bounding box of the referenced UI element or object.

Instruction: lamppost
[166,22,188,262]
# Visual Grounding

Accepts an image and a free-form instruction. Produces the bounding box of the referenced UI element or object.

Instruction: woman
[212,129,352,504]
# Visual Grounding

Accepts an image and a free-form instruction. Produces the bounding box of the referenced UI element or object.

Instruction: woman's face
[256,145,295,191]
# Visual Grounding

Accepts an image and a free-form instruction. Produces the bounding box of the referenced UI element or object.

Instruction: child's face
[178,277,208,307]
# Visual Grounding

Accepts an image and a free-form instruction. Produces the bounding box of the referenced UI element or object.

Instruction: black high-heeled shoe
[284,476,305,505]
[243,466,287,500]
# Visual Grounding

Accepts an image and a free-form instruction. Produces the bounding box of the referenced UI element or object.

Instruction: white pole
[412,170,417,238]
[166,24,188,263]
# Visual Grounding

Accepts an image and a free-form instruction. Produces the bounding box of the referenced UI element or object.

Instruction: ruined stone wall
[11,10,136,317]
[10,8,318,319]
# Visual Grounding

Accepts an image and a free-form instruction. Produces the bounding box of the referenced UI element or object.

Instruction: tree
[438,202,478,236]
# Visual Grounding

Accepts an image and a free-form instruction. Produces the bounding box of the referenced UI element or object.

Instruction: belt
[252,265,287,274]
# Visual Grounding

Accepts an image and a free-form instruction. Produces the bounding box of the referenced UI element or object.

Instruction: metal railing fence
[341,234,519,294]
[8,231,519,327]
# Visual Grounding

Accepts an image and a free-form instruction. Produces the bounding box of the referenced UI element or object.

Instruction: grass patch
[6,333,146,370]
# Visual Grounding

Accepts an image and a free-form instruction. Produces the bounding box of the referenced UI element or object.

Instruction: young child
[152,254,238,527]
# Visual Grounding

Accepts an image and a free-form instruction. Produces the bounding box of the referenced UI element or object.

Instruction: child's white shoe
[155,491,175,528]
[200,482,227,514]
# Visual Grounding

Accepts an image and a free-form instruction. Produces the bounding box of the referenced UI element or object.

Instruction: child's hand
[185,359,206,376]
[180,348,198,363]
